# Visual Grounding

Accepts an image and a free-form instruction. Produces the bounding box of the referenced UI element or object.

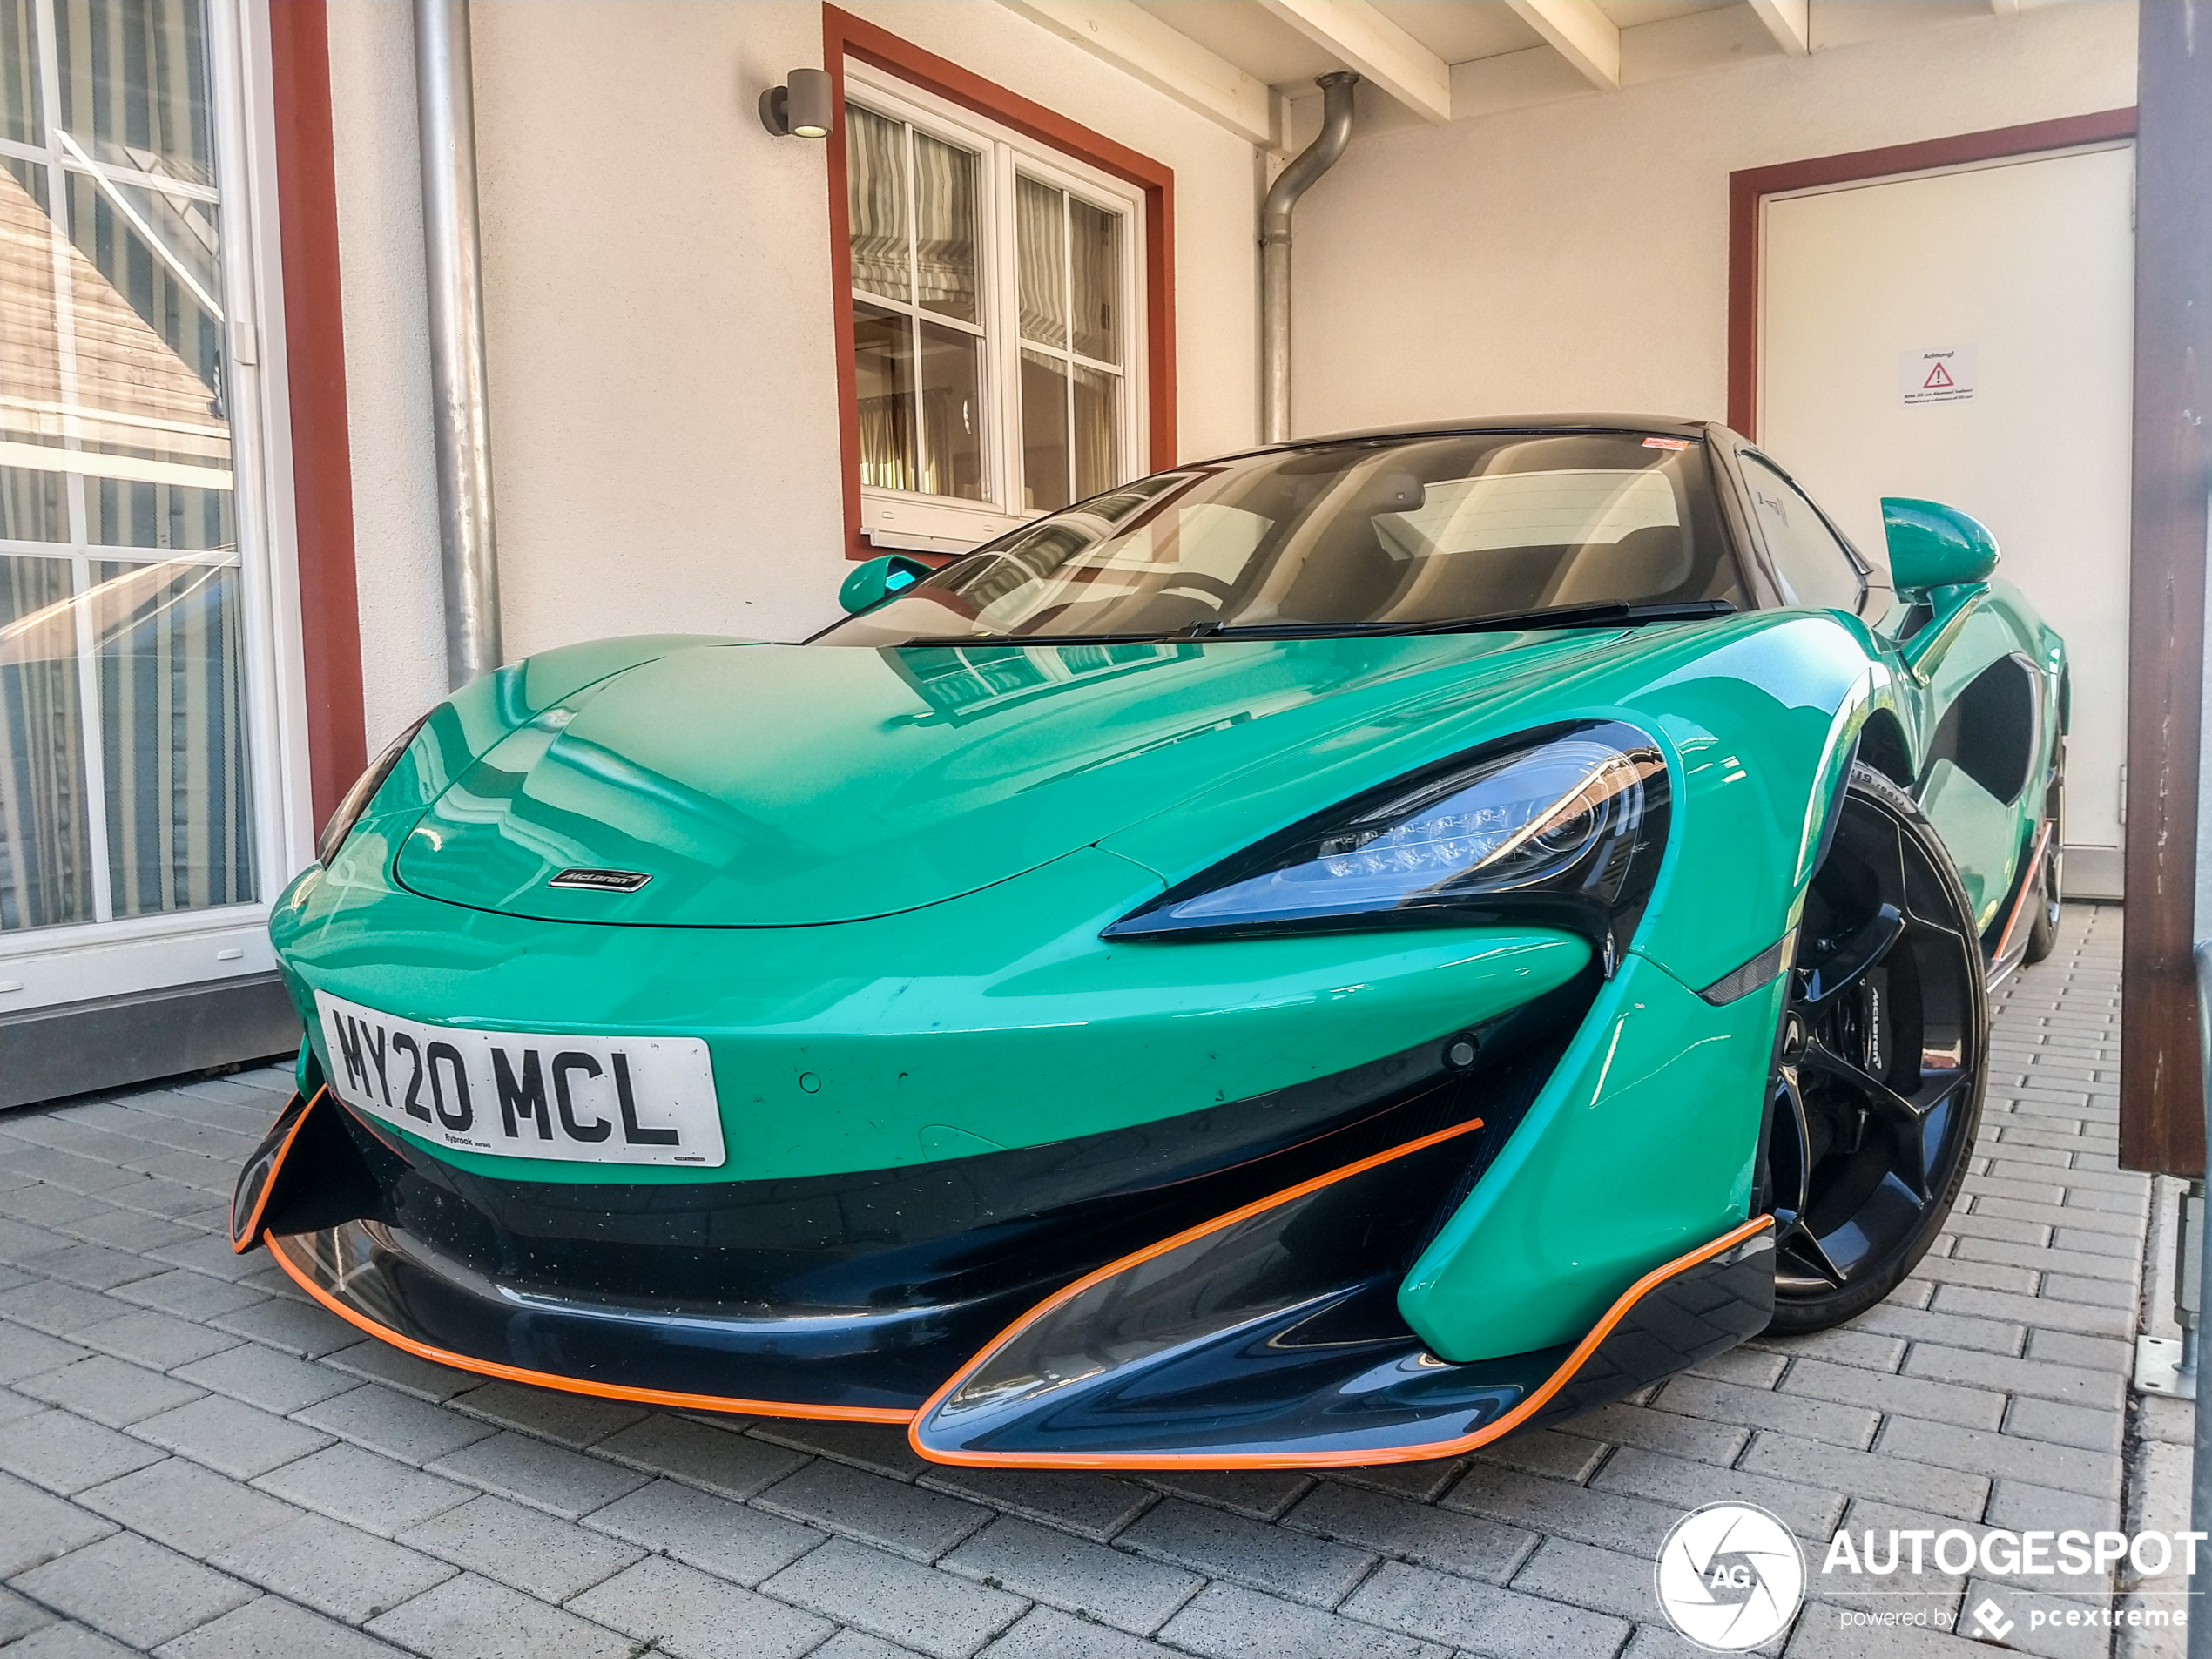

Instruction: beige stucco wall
[1285,0,2138,437]
[323,0,1262,750]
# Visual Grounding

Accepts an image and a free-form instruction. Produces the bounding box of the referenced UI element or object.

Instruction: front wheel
[1764,763,1988,1334]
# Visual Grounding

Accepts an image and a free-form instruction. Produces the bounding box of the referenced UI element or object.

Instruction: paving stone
[942,1514,1200,1633]
[1847,1302,2023,1356]
[444,1379,646,1447]
[1658,1372,1881,1447]
[1747,1325,1909,1371]
[759,1535,1026,1658]
[1872,1414,2120,1494]
[400,1492,640,1602]
[10,1531,255,1649]
[365,1571,631,1659]
[590,1411,807,1500]
[1596,1445,1851,1538]
[1929,1283,2134,1339]
[17,1354,205,1426]
[0,1584,57,1642]
[1556,1397,1750,1464]
[1986,1477,2123,1534]
[809,1633,930,1659]
[1118,1496,1374,1608]
[2003,1393,2127,1454]
[757,1457,991,1562]
[1322,1460,1469,1505]
[917,1466,1159,1542]
[212,1510,456,1622]
[0,1406,165,1494]
[749,1418,928,1480]
[319,1339,481,1401]
[57,1209,199,1256]
[207,1295,359,1357]
[1156,1581,1446,1659]
[171,1341,357,1413]
[570,1552,833,1659]
[253,1441,475,1536]
[0,1323,87,1382]
[1283,1479,1536,1583]
[1900,1343,2125,1411]
[1509,1534,1673,1623]
[78,1456,300,1555]
[144,1232,269,1282]
[427,1427,649,1518]
[0,1280,131,1335]
[17,1242,168,1291]
[1775,1358,2006,1434]
[1685,1345,1789,1388]
[1464,1427,1612,1483]
[2025,1327,2134,1373]
[1446,1466,1683,1557]
[295,1383,500,1466]
[0,1471,115,1575]
[105,1268,266,1321]
[1346,1556,1635,1656]
[71,1308,239,1370]
[582,1475,822,1585]
[150,1592,411,1659]
[0,1622,140,1658]
[1140,1468,1316,1521]
[128,1391,334,1478]
[981,1605,1185,1659]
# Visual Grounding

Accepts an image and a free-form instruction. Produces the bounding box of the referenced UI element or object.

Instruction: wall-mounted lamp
[759,68,833,139]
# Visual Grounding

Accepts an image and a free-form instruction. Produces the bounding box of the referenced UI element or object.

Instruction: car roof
[1202,415,1728,466]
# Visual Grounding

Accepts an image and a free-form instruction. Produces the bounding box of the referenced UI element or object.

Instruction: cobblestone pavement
[0,903,2164,1659]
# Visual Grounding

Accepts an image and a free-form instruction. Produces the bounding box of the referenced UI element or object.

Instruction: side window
[1742,455,1865,611]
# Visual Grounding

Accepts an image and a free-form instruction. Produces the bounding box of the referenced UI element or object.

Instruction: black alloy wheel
[1764,763,1988,1333]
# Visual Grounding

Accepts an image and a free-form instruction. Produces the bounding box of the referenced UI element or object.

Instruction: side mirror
[838,553,933,615]
[1880,497,2000,597]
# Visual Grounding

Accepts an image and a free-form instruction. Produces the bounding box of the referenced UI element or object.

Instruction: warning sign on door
[1901,347,1976,406]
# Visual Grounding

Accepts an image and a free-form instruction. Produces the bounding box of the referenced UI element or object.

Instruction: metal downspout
[1260,71,1358,445]
[415,0,502,688]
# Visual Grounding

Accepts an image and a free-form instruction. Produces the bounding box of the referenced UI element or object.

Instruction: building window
[0,0,258,935]
[844,69,1143,553]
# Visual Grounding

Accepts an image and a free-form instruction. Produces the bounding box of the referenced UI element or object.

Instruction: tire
[1763,762,1989,1334]
[2023,783,2062,967]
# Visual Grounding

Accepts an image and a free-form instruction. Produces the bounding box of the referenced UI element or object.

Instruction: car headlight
[1103,721,1669,963]
[316,711,431,867]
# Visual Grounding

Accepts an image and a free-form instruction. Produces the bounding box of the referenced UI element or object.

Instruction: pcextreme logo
[1655,1503,1806,1651]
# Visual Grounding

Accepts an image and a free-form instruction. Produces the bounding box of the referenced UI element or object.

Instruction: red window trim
[821,4,1177,562]
[268,0,366,828]
[1724,108,2137,439]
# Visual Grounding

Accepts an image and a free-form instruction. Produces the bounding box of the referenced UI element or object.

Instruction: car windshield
[813,430,1745,647]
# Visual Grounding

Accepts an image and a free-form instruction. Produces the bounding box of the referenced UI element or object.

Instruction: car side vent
[1924,654,2040,805]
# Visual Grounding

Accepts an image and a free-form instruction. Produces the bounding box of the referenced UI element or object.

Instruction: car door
[1736,449,2030,939]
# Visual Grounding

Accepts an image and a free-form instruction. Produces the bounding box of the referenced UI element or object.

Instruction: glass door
[0,0,279,987]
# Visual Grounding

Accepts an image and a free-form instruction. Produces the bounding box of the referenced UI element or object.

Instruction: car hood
[394,631,1632,927]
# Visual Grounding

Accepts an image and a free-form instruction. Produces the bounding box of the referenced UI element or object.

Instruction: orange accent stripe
[263,1230,916,1425]
[911,1207,1774,1471]
[230,1089,324,1254]
[1993,819,2056,967]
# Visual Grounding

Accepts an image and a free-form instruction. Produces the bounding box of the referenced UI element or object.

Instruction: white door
[1759,143,2134,890]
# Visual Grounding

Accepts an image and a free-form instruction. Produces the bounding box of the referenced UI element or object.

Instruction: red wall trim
[1724,108,2137,437]
[820,4,1177,562]
[266,0,365,826]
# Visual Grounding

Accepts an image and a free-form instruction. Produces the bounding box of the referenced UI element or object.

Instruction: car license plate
[314,991,725,1168]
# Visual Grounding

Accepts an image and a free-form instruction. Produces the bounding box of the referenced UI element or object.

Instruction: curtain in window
[847,104,907,303]
[1015,177,1066,347]
[0,555,90,931]
[96,558,250,916]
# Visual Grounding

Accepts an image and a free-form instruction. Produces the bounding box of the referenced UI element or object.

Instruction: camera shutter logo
[1655,1502,1805,1650]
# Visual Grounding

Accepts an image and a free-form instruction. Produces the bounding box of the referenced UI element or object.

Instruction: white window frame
[0,0,311,1015]
[844,64,1147,556]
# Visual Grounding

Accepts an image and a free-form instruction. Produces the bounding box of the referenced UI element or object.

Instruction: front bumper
[233,988,1777,1464]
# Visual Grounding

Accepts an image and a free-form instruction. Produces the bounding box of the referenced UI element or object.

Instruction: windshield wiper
[1199,599,1737,640]
[896,628,1209,648]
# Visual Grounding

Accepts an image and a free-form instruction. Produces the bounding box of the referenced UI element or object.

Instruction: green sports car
[232,416,2065,1469]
